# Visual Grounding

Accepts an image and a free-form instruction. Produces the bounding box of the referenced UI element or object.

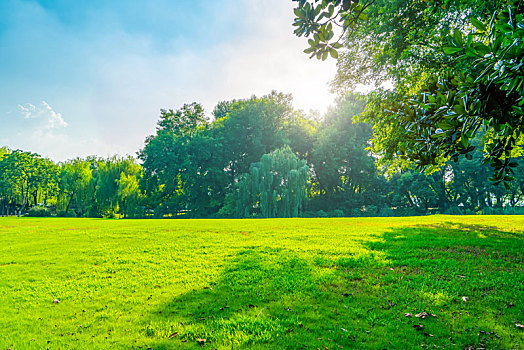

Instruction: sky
[0,0,338,161]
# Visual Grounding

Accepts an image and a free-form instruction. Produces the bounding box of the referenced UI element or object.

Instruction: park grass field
[0,216,523,349]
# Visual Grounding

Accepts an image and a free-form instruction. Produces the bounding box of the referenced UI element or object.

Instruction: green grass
[0,216,523,349]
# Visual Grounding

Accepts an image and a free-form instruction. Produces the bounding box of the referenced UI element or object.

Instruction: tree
[308,95,383,213]
[139,103,210,216]
[237,146,310,218]
[59,158,93,216]
[213,92,293,181]
[292,0,523,184]
[379,3,524,185]
[0,150,58,214]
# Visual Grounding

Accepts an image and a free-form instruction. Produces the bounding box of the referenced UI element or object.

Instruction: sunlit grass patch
[0,215,523,349]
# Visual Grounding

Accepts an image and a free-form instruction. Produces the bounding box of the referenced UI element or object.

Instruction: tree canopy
[292,0,523,186]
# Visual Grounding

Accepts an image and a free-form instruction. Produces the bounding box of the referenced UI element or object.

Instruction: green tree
[59,158,93,216]
[308,95,383,213]
[292,0,522,184]
[237,146,310,218]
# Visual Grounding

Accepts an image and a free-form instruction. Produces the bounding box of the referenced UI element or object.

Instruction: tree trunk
[65,191,75,214]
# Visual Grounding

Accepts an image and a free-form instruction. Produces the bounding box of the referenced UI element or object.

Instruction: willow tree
[237,146,309,218]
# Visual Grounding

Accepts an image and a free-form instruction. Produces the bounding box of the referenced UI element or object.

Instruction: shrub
[350,208,362,217]
[26,206,51,217]
[364,205,378,217]
[315,210,328,217]
[56,210,76,217]
[378,207,394,217]
[333,209,345,217]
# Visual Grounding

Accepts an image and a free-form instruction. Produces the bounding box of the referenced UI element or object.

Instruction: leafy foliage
[237,146,309,218]
[293,0,523,185]
[374,2,524,186]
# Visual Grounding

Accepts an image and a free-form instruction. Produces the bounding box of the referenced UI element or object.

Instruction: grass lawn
[0,216,523,349]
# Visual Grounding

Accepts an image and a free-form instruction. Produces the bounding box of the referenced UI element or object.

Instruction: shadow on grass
[365,222,524,349]
[141,222,524,349]
[141,247,325,349]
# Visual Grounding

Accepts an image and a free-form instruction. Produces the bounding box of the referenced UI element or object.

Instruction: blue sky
[0,0,337,160]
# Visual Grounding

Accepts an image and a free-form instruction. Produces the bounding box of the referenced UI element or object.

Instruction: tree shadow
[365,222,524,349]
[138,221,524,349]
[140,247,325,349]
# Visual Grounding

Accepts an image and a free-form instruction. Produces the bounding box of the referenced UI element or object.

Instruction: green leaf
[471,17,486,32]
[294,8,305,19]
[453,30,463,47]
[443,47,463,54]
[330,48,339,59]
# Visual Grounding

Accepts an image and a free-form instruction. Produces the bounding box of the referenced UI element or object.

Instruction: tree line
[1,91,523,218]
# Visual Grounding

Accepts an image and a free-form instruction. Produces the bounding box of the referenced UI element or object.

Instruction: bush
[503,206,524,215]
[315,210,328,217]
[350,208,362,217]
[333,209,345,217]
[363,205,378,217]
[378,207,394,217]
[482,206,524,215]
[26,206,51,217]
[56,210,76,217]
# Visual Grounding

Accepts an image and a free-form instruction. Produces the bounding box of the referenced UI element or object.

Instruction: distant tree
[0,150,58,214]
[237,146,309,218]
[59,159,93,216]
[139,103,220,216]
[308,95,382,212]
[213,92,293,181]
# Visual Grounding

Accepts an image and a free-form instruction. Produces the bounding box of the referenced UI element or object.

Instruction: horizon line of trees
[1,91,524,219]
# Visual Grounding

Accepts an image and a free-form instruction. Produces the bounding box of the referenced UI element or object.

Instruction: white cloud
[18,103,37,119]
[18,101,68,129]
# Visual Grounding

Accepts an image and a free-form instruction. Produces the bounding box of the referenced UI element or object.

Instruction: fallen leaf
[462,296,469,302]
[413,325,424,330]
[196,338,206,344]
[415,312,429,319]
[405,313,412,317]
[516,323,524,330]
[169,332,178,338]
[53,299,60,304]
